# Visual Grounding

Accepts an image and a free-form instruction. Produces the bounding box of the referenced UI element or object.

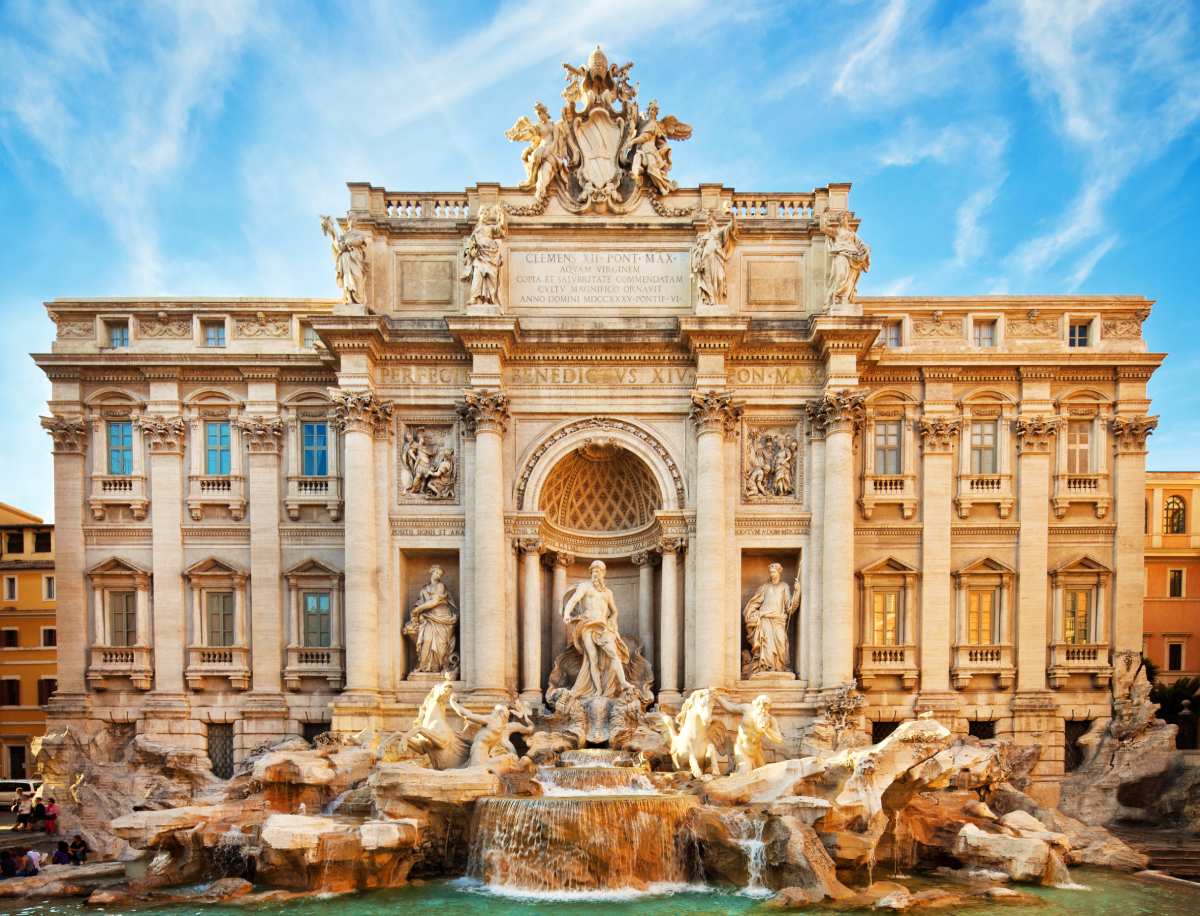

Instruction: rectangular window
[33,531,51,553]
[970,421,998,474]
[41,628,56,648]
[973,320,996,348]
[1064,588,1091,645]
[2,630,17,648]
[1169,569,1184,598]
[37,679,55,706]
[872,590,900,646]
[107,421,133,475]
[967,589,996,645]
[303,591,332,648]
[882,322,902,347]
[873,420,902,475]
[109,591,137,647]
[106,321,129,348]
[3,577,15,601]
[302,422,329,477]
[4,532,21,554]
[203,321,226,347]
[43,576,54,601]
[206,592,235,647]
[1069,321,1090,348]
[205,421,231,475]
[0,681,18,706]
[1066,420,1091,474]
[1167,643,1184,672]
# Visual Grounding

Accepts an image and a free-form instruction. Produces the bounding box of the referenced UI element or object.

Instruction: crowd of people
[3,790,89,879]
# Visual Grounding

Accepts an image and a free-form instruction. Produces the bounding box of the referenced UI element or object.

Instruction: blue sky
[1,0,1197,521]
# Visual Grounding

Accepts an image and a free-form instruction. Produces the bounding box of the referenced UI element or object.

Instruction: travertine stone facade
[33,52,1163,790]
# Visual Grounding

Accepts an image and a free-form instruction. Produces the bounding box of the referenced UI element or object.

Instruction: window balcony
[88,474,149,521]
[185,645,250,691]
[1048,642,1111,689]
[1052,473,1111,519]
[87,645,153,691]
[186,475,246,521]
[284,475,343,522]
[859,474,917,520]
[955,473,1014,519]
[857,643,918,690]
[284,645,345,691]
[951,643,1015,690]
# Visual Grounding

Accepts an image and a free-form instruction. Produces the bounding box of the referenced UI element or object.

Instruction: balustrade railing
[284,645,345,691]
[87,645,153,690]
[729,196,815,219]
[383,195,470,220]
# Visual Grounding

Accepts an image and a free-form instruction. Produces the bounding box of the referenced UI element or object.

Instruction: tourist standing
[43,797,59,834]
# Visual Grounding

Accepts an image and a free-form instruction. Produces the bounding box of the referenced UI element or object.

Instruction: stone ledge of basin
[0,862,127,899]
[110,802,250,847]
[250,746,374,787]
[368,760,508,805]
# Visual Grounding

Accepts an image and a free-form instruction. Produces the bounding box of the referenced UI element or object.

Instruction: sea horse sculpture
[659,688,724,778]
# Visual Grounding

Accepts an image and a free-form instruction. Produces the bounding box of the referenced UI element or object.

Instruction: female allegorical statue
[690,209,738,305]
[403,565,459,674]
[461,205,507,305]
[742,563,800,675]
[319,214,369,305]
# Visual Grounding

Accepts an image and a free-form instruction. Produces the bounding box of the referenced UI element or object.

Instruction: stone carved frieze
[460,205,507,307]
[690,210,738,306]
[1007,317,1058,338]
[136,415,186,453]
[139,316,191,338]
[456,388,510,436]
[238,416,285,454]
[400,423,457,501]
[319,215,369,307]
[516,416,686,510]
[1102,318,1143,339]
[1110,415,1158,452]
[54,319,94,339]
[41,416,88,454]
[234,315,290,338]
[820,210,870,311]
[328,388,392,436]
[808,390,866,435]
[504,46,691,215]
[1015,415,1061,453]
[912,316,965,338]
[917,416,960,453]
[689,389,742,438]
[742,426,799,501]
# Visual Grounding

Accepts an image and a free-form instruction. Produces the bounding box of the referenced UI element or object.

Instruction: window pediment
[955,556,1015,578]
[858,556,918,577]
[185,557,247,583]
[88,556,150,578]
[284,559,342,585]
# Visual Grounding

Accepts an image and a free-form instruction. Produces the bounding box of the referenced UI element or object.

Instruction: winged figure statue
[621,100,693,196]
[505,102,575,200]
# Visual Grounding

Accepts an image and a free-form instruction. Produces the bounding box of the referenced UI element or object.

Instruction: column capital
[136,415,187,454]
[1015,415,1060,454]
[689,389,742,438]
[238,416,285,455]
[41,415,88,455]
[657,536,687,554]
[1110,414,1158,453]
[553,551,575,568]
[631,550,653,567]
[457,387,510,436]
[514,536,543,555]
[917,416,960,453]
[809,389,865,436]
[329,388,392,436]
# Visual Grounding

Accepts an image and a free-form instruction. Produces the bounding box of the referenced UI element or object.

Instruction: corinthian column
[458,388,511,699]
[331,389,391,697]
[917,416,959,695]
[1110,414,1157,654]
[817,390,864,689]
[1014,415,1059,692]
[41,417,88,703]
[689,390,741,689]
[517,537,543,705]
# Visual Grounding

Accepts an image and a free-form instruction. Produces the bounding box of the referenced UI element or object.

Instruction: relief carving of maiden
[404,565,459,674]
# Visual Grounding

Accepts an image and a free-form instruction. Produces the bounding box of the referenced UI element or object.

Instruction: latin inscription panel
[509,248,691,309]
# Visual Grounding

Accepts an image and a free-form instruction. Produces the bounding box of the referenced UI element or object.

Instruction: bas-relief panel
[398,420,459,504]
[741,418,803,504]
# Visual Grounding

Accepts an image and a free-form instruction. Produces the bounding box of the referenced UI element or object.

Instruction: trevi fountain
[13,46,1198,914]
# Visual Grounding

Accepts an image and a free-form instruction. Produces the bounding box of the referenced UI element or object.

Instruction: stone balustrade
[1052,472,1111,518]
[951,643,1016,690]
[1048,642,1112,689]
[284,645,345,692]
[284,475,343,521]
[955,473,1015,518]
[88,474,148,521]
[87,645,153,691]
[728,195,816,219]
[186,474,246,521]
[859,472,918,519]
[185,645,251,691]
[858,643,919,690]
[382,194,471,220]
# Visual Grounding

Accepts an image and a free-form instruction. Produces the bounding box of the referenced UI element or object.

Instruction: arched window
[1164,496,1187,535]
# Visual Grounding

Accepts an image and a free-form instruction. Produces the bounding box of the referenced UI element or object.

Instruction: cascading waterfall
[724,810,769,897]
[559,748,624,767]
[536,765,656,795]
[468,794,698,892]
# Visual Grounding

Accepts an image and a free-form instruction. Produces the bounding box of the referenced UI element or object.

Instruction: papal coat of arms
[505,46,692,214]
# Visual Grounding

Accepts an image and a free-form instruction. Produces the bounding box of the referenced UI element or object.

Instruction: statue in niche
[561,560,633,698]
[744,431,799,500]
[449,699,535,767]
[621,100,692,196]
[403,565,459,675]
[319,215,369,306]
[691,209,738,306]
[401,427,456,499]
[461,204,507,306]
[742,563,800,676]
[821,209,871,308]
[716,691,784,774]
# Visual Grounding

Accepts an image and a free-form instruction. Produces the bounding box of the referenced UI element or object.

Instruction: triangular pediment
[283,559,340,580]
[87,556,149,577]
[956,556,1015,576]
[1051,554,1111,575]
[858,556,918,576]
[184,557,246,578]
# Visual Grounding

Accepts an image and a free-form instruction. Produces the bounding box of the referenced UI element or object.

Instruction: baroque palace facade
[35,50,1161,786]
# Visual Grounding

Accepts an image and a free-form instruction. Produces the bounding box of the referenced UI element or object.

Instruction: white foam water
[454,876,717,902]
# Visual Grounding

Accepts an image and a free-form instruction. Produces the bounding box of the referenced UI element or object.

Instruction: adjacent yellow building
[0,504,57,778]
[1144,472,1200,683]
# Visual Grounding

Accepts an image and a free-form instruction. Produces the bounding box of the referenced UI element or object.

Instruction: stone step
[1108,826,1200,880]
